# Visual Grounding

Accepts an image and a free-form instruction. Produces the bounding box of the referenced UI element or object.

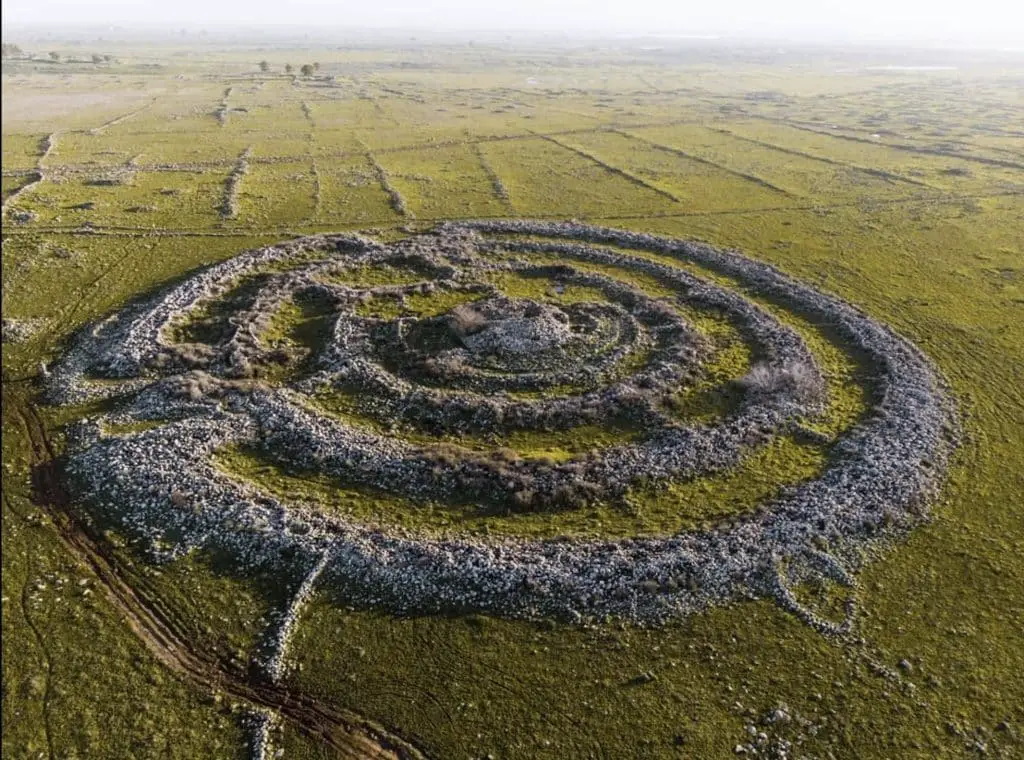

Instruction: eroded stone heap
[48,221,958,627]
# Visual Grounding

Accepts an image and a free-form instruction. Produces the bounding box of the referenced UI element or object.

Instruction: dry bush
[447,304,488,338]
[738,361,823,404]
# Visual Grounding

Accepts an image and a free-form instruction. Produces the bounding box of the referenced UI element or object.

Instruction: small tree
[300,63,314,77]
[313,62,320,71]
[92,54,104,64]
[284,63,293,74]
[258,60,270,72]
[103,54,113,62]
[49,51,61,61]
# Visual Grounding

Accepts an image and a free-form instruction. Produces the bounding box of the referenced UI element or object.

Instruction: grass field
[3,36,1023,759]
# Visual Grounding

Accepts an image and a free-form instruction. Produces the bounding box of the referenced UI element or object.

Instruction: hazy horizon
[3,0,1023,49]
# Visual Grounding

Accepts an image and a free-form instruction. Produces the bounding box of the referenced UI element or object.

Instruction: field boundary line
[535,132,682,203]
[710,127,941,190]
[473,142,514,212]
[363,144,412,218]
[614,128,799,198]
[5,189,1018,239]
[220,146,252,220]
[2,131,58,213]
[749,116,1024,172]
[89,97,158,135]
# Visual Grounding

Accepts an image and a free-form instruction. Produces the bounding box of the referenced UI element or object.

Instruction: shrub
[738,361,823,404]
[447,304,488,338]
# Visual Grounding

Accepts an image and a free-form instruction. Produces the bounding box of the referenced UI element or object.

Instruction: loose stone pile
[2,316,46,344]
[48,221,957,628]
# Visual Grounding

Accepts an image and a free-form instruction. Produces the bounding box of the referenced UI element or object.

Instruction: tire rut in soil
[4,384,429,760]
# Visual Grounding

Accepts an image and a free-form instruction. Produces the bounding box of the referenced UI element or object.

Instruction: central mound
[456,297,573,356]
[47,221,957,628]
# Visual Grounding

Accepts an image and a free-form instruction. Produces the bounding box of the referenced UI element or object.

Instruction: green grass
[3,40,1022,760]
[322,263,429,288]
[354,287,479,319]
[2,393,250,760]
[167,274,272,345]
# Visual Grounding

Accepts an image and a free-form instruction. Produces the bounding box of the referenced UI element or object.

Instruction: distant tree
[49,51,61,61]
[1,43,23,59]
[259,60,270,72]
[284,63,293,74]
[300,63,314,77]
[103,54,113,62]
[313,62,320,71]
[92,54,104,64]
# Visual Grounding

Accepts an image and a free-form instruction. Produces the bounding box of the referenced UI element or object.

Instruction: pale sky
[3,0,1023,46]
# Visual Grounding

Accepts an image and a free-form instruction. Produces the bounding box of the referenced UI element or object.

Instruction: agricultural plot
[562,129,793,213]
[1,131,47,170]
[2,40,1023,760]
[313,155,402,225]
[233,161,318,228]
[725,120,1024,194]
[481,136,682,218]
[628,123,930,203]
[23,169,226,228]
[376,143,510,218]
[89,123,254,165]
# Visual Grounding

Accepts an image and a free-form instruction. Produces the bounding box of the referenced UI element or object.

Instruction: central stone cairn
[48,221,957,629]
[457,297,573,355]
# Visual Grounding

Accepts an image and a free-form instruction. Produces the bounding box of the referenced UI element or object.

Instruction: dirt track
[6,383,428,760]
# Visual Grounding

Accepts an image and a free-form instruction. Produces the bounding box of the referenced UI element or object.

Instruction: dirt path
[6,385,429,760]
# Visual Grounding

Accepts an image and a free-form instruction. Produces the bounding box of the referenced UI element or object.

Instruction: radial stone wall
[49,221,958,629]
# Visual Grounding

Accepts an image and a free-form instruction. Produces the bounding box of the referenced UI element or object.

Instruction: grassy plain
[3,36,1023,759]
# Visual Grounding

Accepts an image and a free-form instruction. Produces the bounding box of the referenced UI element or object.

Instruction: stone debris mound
[47,220,958,629]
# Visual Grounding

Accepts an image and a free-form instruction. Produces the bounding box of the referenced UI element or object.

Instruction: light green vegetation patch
[309,387,641,462]
[725,120,1024,194]
[217,415,813,539]
[354,286,479,319]
[628,123,919,204]
[377,143,509,219]
[566,129,790,212]
[480,136,681,218]
[668,309,753,423]
[167,274,270,344]
[26,170,226,228]
[484,269,610,304]
[234,161,317,228]
[257,291,335,382]
[624,435,827,532]
[95,127,253,165]
[101,418,168,436]
[313,155,400,225]
[2,172,38,203]
[1,132,47,170]
[321,262,429,288]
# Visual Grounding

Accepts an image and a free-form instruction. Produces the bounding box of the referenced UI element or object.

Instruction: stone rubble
[47,221,958,627]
